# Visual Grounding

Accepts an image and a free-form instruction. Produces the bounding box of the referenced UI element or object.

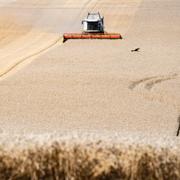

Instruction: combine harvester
[63,12,122,42]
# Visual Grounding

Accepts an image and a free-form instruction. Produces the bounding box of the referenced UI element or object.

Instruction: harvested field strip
[0,140,180,180]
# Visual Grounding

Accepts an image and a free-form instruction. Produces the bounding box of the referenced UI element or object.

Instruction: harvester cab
[63,12,122,42]
[82,12,104,33]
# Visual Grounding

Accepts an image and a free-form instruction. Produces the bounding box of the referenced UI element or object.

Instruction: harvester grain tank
[63,12,122,42]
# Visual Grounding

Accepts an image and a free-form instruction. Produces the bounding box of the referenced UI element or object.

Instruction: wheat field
[0,0,180,179]
[0,134,180,180]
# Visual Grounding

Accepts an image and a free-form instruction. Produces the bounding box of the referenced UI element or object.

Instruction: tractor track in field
[145,75,178,90]
[0,36,63,79]
[129,73,180,114]
[129,73,178,90]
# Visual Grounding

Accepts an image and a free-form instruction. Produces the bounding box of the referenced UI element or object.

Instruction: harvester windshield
[87,22,99,31]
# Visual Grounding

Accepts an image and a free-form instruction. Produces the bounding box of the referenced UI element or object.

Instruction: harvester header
[63,12,122,42]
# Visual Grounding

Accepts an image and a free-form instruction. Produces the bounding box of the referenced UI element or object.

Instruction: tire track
[145,74,177,90]
[0,35,63,79]
[129,73,178,90]
[129,76,157,90]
